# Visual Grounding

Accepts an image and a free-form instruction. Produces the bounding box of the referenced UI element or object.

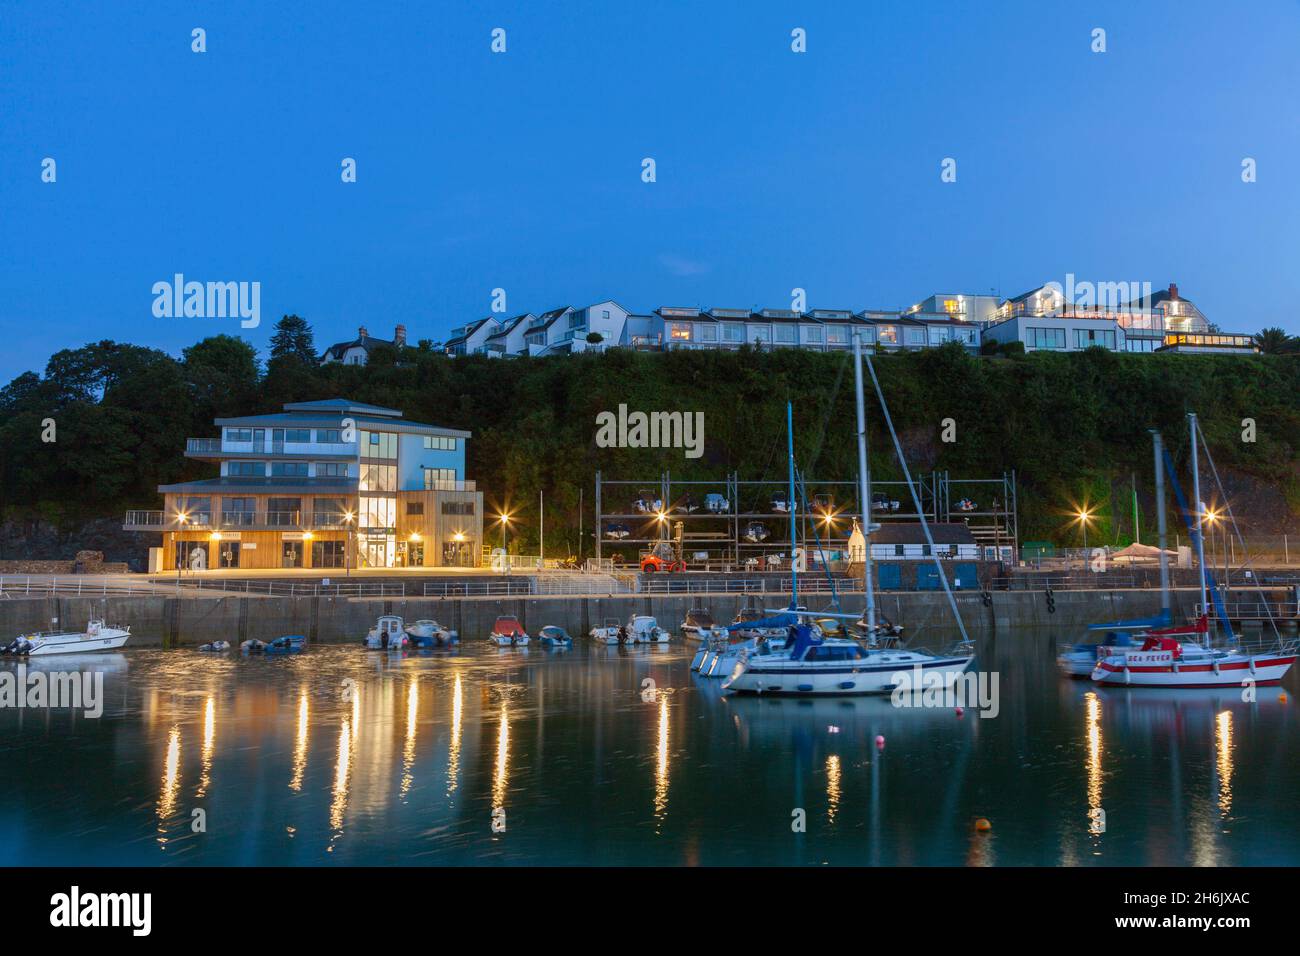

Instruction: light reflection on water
[0,633,1296,866]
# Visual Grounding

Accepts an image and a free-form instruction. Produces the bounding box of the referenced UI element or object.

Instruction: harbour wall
[0,587,1263,647]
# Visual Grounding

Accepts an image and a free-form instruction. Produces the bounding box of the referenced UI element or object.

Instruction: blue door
[877,564,901,590]
[953,563,978,591]
[916,567,940,591]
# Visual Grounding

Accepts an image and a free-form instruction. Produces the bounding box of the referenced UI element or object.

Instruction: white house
[444,316,499,356]
[321,325,407,365]
[482,313,535,356]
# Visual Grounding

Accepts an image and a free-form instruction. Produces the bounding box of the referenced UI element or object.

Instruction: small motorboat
[703,493,730,514]
[264,635,306,655]
[632,491,664,514]
[198,640,231,653]
[956,497,978,512]
[490,615,529,646]
[674,495,700,514]
[405,619,459,648]
[1,619,130,656]
[871,492,900,512]
[730,607,794,641]
[625,615,671,644]
[603,522,631,540]
[365,614,409,650]
[771,492,793,513]
[538,625,573,647]
[681,607,725,641]
[742,521,770,543]
[1056,617,1159,677]
[589,618,624,644]
[240,639,266,654]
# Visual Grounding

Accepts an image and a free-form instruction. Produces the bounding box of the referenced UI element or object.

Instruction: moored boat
[681,607,724,641]
[538,625,573,647]
[364,615,409,650]
[1,619,130,656]
[589,618,623,644]
[490,615,529,646]
[263,635,306,655]
[405,619,459,648]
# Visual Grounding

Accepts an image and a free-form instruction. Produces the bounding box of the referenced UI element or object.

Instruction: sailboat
[1090,413,1297,688]
[723,342,974,696]
[1058,429,1180,676]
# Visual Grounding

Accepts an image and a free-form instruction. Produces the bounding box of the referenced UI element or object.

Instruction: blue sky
[2,0,1298,381]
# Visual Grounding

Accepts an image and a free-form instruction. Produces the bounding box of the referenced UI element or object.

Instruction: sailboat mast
[786,401,798,606]
[1188,412,1209,614]
[1151,430,1170,618]
[853,333,876,630]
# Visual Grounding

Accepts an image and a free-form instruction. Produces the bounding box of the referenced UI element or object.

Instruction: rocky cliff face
[0,517,154,571]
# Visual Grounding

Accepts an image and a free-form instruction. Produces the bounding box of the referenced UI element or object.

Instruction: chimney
[1168,283,1179,300]
[394,324,407,347]
[358,325,369,338]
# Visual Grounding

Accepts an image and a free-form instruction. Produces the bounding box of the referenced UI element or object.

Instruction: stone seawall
[0,587,1230,647]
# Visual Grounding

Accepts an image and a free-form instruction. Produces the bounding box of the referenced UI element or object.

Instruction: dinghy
[405,619,458,648]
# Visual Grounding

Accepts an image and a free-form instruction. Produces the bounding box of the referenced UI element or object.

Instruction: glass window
[750,326,771,343]
[904,327,926,345]
[773,325,796,343]
[225,428,253,443]
[423,468,457,490]
[928,326,950,344]
[406,502,424,516]
[360,463,396,492]
[360,431,397,459]
[312,498,348,526]
[271,461,308,477]
[826,326,847,344]
[318,429,342,443]
[722,323,744,342]
[441,500,476,515]
[669,323,692,341]
[697,324,717,342]
[422,436,457,450]
[1074,328,1116,349]
[266,498,301,526]
[227,461,265,477]
[284,428,311,443]
[1028,327,1066,350]
[316,462,348,477]
[804,326,822,343]
[877,326,897,344]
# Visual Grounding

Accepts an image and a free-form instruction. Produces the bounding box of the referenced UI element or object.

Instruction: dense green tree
[268,314,317,364]
[1253,327,1298,354]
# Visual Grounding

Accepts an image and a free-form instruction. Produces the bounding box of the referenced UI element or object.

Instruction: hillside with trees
[2,320,1298,565]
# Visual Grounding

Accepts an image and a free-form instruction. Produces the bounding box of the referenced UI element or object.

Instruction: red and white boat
[1091,617,1297,688]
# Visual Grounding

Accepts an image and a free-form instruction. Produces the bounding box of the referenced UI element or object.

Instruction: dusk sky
[3,0,1298,383]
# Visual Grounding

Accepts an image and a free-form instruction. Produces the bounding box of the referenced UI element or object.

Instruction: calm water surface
[2,631,1296,866]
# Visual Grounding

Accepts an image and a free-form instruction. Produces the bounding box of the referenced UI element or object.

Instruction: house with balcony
[123,398,483,571]
[483,313,535,356]
[444,316,500,356]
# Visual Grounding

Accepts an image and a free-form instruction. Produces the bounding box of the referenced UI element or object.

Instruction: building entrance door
[282,541,303,568]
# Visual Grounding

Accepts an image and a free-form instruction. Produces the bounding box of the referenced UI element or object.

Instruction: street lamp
[1076,507,1094,553]
[343,509,355,577]
[498,511,512,574]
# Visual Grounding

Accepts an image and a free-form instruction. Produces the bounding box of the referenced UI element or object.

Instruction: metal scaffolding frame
[592,469,1002,566]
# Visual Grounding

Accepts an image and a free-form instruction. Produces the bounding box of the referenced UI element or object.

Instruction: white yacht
[2,619,131,656]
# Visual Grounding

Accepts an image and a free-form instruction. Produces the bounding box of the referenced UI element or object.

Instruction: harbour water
[2,630,1297,866]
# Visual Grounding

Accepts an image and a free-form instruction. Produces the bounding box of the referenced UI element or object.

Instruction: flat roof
[159,477,359,495]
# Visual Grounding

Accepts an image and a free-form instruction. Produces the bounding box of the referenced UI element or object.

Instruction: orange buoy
[1280,693,1288,703]
[974,818,992,832]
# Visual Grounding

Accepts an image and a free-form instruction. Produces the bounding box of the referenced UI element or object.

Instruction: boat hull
[725,654,973,696]
[1092,654,1296,687]
[22,631,130,656]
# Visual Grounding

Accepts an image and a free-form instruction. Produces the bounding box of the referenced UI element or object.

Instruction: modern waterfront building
[123,399,483,571]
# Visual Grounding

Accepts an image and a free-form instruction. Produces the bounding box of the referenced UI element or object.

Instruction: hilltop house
[321,325,408,365]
